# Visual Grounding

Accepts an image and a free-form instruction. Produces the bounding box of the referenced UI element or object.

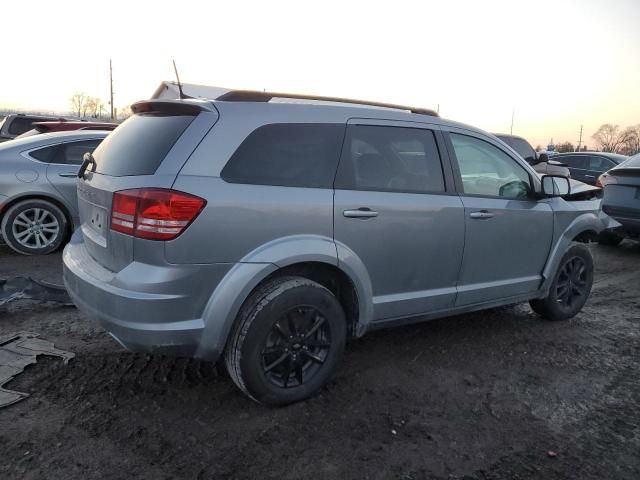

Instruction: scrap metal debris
[0,276,73,307]
[0,332,75,408]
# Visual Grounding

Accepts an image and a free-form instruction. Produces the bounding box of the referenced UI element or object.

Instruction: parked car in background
[554,151,628,186]
[0,114,73,141]
[597,153,640,245]
[63,92,613,406]
[15,120,118,139]
[0,130,109,255]
[494,133,570,177]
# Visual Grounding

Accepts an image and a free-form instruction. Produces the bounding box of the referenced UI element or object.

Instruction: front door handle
[58,173,78,178]
[343,208,379,219]
[469,210,494,220]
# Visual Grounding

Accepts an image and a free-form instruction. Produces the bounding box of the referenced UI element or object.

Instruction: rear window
[92,114,194,176]
[496,135,536,161]
[221,123,345,188]
[8,117,38,136]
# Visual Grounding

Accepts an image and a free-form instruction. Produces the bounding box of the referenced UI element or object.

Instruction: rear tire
[529,244,594,321]
[224,276,347,406]
[1,199,68,255]
[598,231,623,246]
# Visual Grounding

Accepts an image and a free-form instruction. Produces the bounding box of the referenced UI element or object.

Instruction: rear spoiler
[131,99,215,115]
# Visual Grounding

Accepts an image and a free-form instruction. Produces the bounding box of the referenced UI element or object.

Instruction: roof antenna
[172,59,185,99]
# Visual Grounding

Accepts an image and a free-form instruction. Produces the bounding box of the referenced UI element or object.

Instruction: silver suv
[63,91,615,405]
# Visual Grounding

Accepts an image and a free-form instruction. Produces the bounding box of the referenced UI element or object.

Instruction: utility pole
[437,104,440,114]
[577,124,583,151]
[109,59,114,120]
[510,108,515,135]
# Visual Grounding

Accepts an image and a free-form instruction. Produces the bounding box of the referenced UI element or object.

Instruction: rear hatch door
[77,101,218,272]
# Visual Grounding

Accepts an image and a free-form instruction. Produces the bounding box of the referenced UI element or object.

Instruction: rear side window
[54,139,102,165]
[335,125,445,193]
[92,114,194,176]
[29,145,59,162]
[221,124,345,188]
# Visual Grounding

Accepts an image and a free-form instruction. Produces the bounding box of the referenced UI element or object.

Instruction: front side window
[221,123,345,188]
[55,139,102,165]
[563,155,588,169]
[589,156,614,171]
[335,125,445,193]
[450,133,531,199]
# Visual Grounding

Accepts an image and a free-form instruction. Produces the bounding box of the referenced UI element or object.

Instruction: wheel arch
[195,235,374,361]
[540,211,603,294]
[0,193,75,235]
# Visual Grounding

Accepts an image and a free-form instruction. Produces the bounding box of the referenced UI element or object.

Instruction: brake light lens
[111,189,206,240]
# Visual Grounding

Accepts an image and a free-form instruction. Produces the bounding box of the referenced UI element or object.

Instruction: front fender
[540,199,618,294]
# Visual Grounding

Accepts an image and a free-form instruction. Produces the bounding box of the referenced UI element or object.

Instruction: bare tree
[620,125,640,156]
[592,124,629,153]
[118,105,132,120]
[85,97,105,118]
[70,92,86,118]
[556,141,575,153]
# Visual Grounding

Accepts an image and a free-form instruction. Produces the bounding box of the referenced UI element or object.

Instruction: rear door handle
[58,173,78,178]
[469,210,494,220]
[343,208,379,219]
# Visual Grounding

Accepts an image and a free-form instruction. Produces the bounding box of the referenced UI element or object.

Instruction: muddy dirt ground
[1,241,639,479]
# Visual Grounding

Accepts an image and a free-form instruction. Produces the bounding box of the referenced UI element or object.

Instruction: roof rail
[215,90,439,117]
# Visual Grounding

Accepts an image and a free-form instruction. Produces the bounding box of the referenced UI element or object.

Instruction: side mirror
[525,155,540,165]
[537,152,549,163]
[541,175,570,197]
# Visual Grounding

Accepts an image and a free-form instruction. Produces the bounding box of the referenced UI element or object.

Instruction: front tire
[1,199,68,255]
[529,244,594,321]
[224,276,347,406]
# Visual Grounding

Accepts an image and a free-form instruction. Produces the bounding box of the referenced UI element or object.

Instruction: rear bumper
[602,206,640,236]
[63,234,232,359]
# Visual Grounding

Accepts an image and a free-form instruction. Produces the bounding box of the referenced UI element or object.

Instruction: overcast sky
[1,0,639,148]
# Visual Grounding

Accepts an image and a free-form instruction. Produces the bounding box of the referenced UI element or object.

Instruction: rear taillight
[111,189,206,241]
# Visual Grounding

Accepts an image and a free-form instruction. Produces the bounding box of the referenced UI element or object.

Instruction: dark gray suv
[63,91,615,405]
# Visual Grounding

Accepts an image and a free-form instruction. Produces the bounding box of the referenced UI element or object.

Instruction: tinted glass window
[222,123,345,188]
[562,155,588,169]
[92,114,194,176]
[497,135,536,161]
[29,145,59,162]
[8,117,37,136]
[54,139,102,165]
[335,125,445,193]
[588,156,615,171]
[450,133,531,199]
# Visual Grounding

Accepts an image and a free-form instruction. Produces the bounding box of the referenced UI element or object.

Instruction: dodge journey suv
[63,91,615,405]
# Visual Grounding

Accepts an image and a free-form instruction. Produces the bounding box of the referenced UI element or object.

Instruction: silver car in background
[63,92,615,406]
[0,130,107,254]
[598,153,640,245]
